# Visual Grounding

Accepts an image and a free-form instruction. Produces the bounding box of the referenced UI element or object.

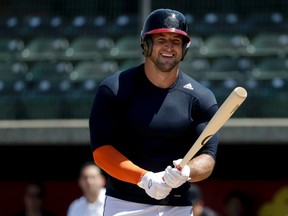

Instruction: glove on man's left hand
[163,159,190,188]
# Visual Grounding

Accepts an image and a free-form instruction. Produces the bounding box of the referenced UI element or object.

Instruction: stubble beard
[151,55,180,72]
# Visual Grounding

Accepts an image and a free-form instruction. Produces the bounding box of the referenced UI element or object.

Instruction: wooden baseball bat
[178,86,247,169]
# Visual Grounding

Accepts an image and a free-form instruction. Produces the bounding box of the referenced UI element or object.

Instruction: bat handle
[178,157,190,169]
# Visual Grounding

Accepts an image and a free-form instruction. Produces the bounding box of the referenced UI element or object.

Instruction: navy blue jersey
[89,63,219,206]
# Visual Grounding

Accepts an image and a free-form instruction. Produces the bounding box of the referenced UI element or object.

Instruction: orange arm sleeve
[93,145,148,184]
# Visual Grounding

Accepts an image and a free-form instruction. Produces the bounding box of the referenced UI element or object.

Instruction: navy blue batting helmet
[140,8,191,59]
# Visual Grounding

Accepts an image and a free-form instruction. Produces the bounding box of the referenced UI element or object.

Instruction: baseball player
[89,8,219,216]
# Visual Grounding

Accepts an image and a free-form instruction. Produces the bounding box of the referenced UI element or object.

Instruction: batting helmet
[140,8,191,60]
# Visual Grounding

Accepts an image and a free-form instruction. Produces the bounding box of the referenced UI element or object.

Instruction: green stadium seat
[0,62,28,93]
[180,58,210,79]
[20,37,69,61]
[0,37,24,61]
[26,61,73,92]
[107,14,139,36]
[27,61,72,80]
[184,35,205,58]
[69,61,118,84]
[207,58,245,80]
[64,60,118,118]
[109,35,142,59]
[200,34,250,57]
[248,79,288,117]
[244,12,286,33]
[65,36,113,60]
[63,88,95,119]
[252,57,288,79]
[195,12,243,35]
[18,61,73,119]
[63,15,108,37]
[117,59,144,72]
[247,33,288,56]
[0,94,19,119]
[20,91,65,119]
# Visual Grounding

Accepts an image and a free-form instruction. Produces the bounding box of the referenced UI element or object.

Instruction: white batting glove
[137,171,172,200]
[163,159,190,188]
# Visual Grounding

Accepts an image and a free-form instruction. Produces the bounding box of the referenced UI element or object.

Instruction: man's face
[79,165,104,196]
[149,32,183,72]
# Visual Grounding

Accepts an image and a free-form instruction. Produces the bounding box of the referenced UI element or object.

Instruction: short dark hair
[79,161,100,176]
[25,181,45,198]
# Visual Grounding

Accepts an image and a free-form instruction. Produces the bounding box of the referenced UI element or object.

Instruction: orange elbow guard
[93,145,147,184]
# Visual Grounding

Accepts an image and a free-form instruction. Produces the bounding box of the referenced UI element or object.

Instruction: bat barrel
[234,87,248,98]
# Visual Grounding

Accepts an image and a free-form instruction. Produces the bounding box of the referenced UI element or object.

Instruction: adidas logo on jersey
[183,83,193,90]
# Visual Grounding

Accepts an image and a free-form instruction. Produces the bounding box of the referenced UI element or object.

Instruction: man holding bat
[89,8,219,215]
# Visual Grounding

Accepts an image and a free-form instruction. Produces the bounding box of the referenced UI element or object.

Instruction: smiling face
[149,32,183,72]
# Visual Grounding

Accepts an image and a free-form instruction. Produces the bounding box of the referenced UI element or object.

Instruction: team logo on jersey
[183,83,193,90]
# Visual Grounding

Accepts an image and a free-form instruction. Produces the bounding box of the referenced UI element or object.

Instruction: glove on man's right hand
[137,171,172,200]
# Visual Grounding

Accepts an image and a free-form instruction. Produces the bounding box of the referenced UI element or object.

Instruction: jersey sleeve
[89,82,119,151]
[194,104,219,160]
[193,88,219,160]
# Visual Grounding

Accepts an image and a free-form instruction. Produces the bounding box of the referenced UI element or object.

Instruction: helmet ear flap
[141,37,153,57]
[181,41,190,61]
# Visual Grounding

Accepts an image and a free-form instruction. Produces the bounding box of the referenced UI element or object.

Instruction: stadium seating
[20,37,69,61]
[62,15,108,37]
[0,16,20,37]
[65,36,114,60]
[0,5,286,119]
[247,33,288,57]
[252,57,288,79]
[207,58,246,81]
[0,61,28,119]
[63,86,95,119]
[69,60,118,84]
[244,12,286,33]
[0,94,20,119]
[209,78,247,117]
[193,12,243,35]
[200,34,250,57]
[18,61,73,119]
[117,59,144,72]
[106,14,139,36]
[19,15,66,38]
[0,62,28,93]
[0,37,25,61]
[109,35,142,59]
[248,78,288,117]
[64,60,119,118]
[185,35,205,57]
[19,91,65,119]
[180,58,210,79]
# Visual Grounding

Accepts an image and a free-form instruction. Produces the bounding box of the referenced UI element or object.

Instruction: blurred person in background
[67,161,106,216]
[189,184,220,216]
[223,189,254,216]
[12,181,57,216]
